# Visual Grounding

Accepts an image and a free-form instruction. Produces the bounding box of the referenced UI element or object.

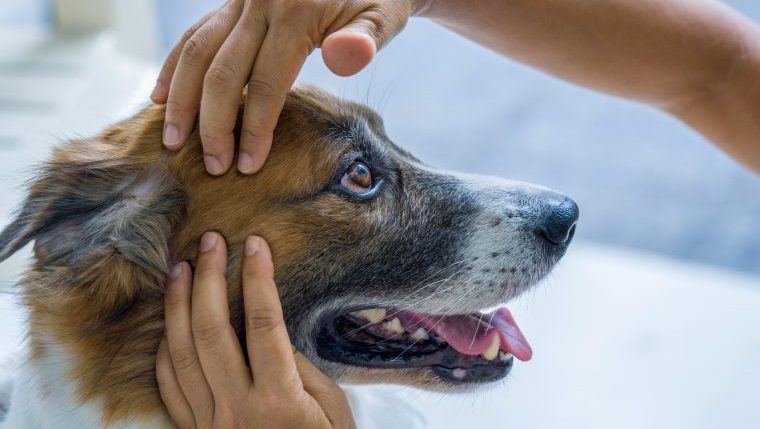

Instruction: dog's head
[0,86,576,420]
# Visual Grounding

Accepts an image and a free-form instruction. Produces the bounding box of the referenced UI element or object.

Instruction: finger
[238,29,312,174]
[152,7,217,104]
[242,236,300,391]
[164,261,215,425]
[294,351,342,400]
[156,337,196,429]
[294,352,355,428]
[321,28,376,77]
[200,13,266,176]
[322,7,409,77]
[163,0,243,152]
[191,232,251,399]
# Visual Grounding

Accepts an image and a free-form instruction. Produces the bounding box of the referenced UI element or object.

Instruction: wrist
[410,0,437,17]
[668,34,760,173]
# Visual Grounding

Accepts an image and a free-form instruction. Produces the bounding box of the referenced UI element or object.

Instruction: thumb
[294,352,354,426]
[321,11,408,77]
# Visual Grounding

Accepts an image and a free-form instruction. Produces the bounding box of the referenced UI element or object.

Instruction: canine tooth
[410,327,429,341]
[383,318,405,334]
[350,308,386,324]
[482,334,501,361]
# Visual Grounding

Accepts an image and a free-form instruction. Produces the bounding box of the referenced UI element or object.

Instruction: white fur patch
[1,337,172,429]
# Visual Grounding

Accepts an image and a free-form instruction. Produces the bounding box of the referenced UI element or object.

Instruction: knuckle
[245,309,282,334]
[193,259,223,279]
[163,46,182,71]
[181,26,197,43]
[204,63,238,92]
[182,34,209,65]
[247,77,277,99]
[192,319,226,345]
[239,127,268,144]
[363,12,390,46]
[169,347,199,372]
[163,287,186,310]
[198,127,230,149]
[165,97,193,116]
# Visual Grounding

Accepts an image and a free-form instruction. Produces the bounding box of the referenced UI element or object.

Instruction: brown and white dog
[0,86,577,428]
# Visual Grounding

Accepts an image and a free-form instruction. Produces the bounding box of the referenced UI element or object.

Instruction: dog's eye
[341,161,373,193]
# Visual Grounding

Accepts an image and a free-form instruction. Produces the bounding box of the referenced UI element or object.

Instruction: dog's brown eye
[341,161,373,193]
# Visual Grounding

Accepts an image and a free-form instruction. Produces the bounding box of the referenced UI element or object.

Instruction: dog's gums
[316,307,528,384]
[0,85,577,426]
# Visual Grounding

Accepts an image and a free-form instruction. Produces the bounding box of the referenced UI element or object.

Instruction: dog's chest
[1,341,172,429]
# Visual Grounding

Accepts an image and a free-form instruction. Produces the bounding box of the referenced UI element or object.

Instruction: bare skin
[153,0,760,174]
[155,1,760,426]
[417,0,760,172]
[156,233,356,429]
[152,0,414,175]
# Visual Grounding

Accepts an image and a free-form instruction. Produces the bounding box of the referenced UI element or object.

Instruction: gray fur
[0,88,577,400]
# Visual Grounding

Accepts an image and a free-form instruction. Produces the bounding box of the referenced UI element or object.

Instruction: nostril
[537,196,579,246]
[540,221,577,245]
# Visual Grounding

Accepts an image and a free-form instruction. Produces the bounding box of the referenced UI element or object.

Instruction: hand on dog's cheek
[157,233,356,429]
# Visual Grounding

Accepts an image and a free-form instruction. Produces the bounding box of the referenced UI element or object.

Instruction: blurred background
[0,1,758,428]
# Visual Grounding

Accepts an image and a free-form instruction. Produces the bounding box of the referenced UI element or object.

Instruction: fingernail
[245,236,260,256]
[163,124,180,148]
[150,80,163,101]
[169,263,183,279]
[238,152,255,174]
[200,232,218,252]
[204,155,224,175]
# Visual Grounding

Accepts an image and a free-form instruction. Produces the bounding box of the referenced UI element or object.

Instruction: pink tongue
[395,308,532,361]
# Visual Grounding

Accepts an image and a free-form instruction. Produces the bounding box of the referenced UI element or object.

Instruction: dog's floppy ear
[0,142,186,282]
[0,161,89,263]
[0,199,42,263]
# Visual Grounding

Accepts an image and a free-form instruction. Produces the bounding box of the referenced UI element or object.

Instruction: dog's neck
[2,335,173,428]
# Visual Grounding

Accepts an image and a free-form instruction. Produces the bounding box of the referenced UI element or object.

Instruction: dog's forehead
[285,87,417,162]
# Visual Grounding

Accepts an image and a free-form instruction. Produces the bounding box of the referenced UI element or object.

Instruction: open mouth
[315,307,532,384]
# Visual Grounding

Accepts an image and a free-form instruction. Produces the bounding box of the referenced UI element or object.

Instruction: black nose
[537,193,579,246]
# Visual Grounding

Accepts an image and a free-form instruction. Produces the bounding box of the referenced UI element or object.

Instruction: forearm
[415,0,760,172]
[670,41,760,173]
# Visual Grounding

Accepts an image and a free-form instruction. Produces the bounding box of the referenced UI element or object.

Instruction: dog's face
[0,86,576,420]
[172,86,577,388]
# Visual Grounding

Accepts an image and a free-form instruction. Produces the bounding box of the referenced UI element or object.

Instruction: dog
[0,85,577,428]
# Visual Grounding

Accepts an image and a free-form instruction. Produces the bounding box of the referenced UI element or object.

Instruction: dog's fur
[0,86,575,428]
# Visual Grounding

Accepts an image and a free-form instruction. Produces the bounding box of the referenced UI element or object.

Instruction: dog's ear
[0,141,186,289]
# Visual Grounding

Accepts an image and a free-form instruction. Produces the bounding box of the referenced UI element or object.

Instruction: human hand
[151,0,416,176]
[156,232,355,428]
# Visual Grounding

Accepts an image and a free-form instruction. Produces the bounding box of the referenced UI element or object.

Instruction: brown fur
[2,85,577,426]
[19,87,378,423]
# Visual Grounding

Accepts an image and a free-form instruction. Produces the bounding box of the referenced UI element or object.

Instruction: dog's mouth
[315,307,531,384]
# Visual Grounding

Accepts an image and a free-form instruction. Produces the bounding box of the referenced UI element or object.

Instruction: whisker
[467,312,484,351]
[390,292,471,361]
[339,261,470,338]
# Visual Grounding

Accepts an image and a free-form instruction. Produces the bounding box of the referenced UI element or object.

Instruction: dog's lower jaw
[1,336,173,429]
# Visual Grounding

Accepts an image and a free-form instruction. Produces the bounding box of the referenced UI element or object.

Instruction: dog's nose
[536,193,579,246]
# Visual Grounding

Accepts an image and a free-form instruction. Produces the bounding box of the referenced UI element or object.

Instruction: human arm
[416,0,760,172]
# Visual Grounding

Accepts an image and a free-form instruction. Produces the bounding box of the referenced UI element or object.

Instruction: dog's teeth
[350,308,386,324]
[482,334,501,361]
[498,351,512,361]
[410,327,429,341]
[383,318,405,334]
